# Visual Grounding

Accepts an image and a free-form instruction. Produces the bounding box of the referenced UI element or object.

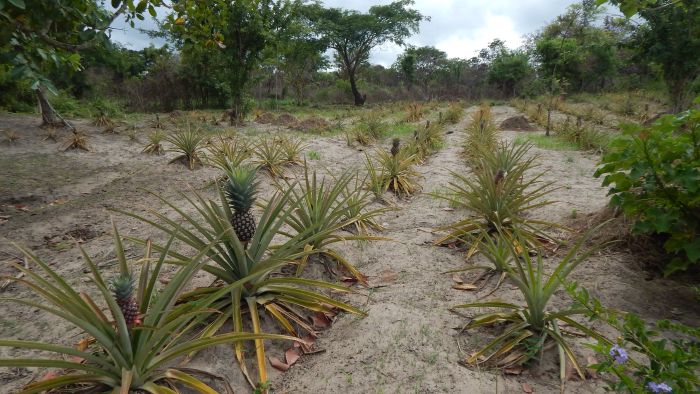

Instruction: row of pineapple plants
[434,105,616,385]
[1,146,391,392]
[512,99,611,153]
[359,102,464,198]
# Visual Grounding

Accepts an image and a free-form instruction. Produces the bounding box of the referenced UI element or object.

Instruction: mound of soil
[294,117,329,132]
[499,115,535,131]
[255,112,276,124]
[274,113,299,127]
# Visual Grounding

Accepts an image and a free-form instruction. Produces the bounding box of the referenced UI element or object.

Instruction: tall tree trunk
[667,75,691,114]
[36,86,72,129]
[229,88,247,126]
[348,72,365,106]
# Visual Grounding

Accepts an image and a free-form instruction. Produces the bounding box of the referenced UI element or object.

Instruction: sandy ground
[1,106,698,394]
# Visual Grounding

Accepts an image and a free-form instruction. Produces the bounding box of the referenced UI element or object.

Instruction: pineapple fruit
[224,166,259,245]
[110,273,141,326]
[390,138,400,157]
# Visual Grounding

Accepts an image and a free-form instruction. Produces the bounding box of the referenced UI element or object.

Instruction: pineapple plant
[224,166,258,245]
[110,273,140,327]
[92,109,113,127]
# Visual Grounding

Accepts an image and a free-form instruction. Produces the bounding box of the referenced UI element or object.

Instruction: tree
[593,0,699,111]
[278,7,328,105]
[487,51,532,96]
[310,0,425,106]
[0,0,162,127]
[394,46,448,99]
[167,0,298,123]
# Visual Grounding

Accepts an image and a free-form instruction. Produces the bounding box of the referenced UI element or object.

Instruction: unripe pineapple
[390,138,401,157]
[110,274,140,326]
[224,166,259,245]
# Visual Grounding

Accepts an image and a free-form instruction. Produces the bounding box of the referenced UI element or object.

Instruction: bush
[568,283,700,393]
[594,108,700,274]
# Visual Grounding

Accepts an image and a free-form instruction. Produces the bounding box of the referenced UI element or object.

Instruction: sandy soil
[1,106,698,394]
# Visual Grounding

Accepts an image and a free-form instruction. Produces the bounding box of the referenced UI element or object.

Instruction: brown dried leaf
[586,355,599,379]
[451,273,464,284]
[521,383,533,393]
[504,366,524,375]
[285,348,301,366]
[379,269,398,284]
[452,283,478,291]
[269,356,289,372]
[40,371,60,381]
[311,312,332,329]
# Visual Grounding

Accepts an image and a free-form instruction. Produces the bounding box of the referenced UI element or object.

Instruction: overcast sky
[109,0,580,66]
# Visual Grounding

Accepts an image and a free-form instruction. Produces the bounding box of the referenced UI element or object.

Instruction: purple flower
[609,345,628,364]
[646,382,672,393]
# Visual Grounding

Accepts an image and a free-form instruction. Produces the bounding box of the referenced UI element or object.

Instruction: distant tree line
[1,0,698,118]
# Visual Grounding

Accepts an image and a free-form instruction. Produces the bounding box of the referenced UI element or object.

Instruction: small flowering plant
[568,283,700,393]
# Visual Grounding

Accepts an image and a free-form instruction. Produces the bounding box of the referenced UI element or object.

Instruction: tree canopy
[309,0,425,105]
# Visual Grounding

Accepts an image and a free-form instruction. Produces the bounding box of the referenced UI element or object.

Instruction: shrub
[568,283,700,393]
[594,109,700,274]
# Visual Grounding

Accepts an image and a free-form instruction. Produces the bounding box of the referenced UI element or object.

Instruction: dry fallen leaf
[452,283,478,291]
[269,356,289,372]
[311,312,332,329]
[451,273,464,284]
[40,371,60,381]
[379,269,398,284]
[504,366,524,375]
[521,382,534,393]
[442,207,455,211]
[285,348,301,366]
[586,355,599,379]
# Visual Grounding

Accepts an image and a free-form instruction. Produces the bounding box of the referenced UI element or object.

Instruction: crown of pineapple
[110,273,135,301]
[224,166,258,214]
